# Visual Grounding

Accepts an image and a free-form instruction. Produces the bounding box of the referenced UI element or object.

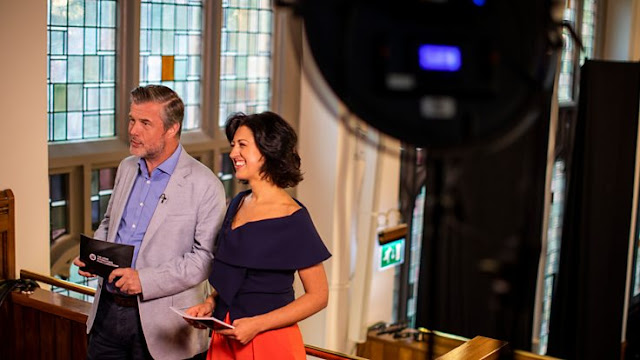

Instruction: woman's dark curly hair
[225,111,303,188]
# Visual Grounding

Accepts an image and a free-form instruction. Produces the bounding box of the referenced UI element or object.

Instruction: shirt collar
[138,144,182,177]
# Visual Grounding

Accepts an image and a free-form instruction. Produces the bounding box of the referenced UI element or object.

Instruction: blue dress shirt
[115,145,182,269]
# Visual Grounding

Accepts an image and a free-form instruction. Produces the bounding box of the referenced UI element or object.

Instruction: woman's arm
[217,262,328,344]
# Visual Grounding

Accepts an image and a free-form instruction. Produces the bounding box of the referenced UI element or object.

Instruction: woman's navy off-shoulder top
[209,190,331,322]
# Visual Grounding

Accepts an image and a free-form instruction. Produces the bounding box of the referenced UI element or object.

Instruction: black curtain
[547,60,640,359]
[415,94,552,352]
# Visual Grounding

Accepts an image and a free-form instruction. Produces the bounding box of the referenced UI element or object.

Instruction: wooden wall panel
[40,311,56,360]
[55,317,72,359]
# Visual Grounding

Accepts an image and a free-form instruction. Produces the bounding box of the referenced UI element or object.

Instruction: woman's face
[229,125,265,183]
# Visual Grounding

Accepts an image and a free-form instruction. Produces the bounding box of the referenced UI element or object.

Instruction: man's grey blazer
[87,147,226,360]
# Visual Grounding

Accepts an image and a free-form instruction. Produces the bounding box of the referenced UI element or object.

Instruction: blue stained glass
[67,112,83,139]
[258,82,268,99]
[176,5,188,30]
[83,112,99,138]
[67,84,83,111]
[152,4,162,29]
[48,0,116,142]
[51,59,68,83]
[237,33,247,54]
[163,4,175,30]
[151,30,162,54]
[85,87,99,110]
[51,31,66,55]
[48,85,54,112]
[228,33,238,53]
[187,81,200,104]
[173,82,186,100]
[100,1,116,27]
[226,10,237,31]
[99,28,115,51]
[85,0,97,26]
[100,87,114,110]
[176,34,188,55]
[84,56,99,82]
[101,55,115,82]
[189,6,202,30]
[162,31,174,55]
[174,58,187,80]
[68,27,84,55]
[188,56,200,76]
[140,30,149,53]
[68,56,84,82]
[141,3,150,28]
[68,0,85,26]
[259,10,271,33]
[51,0,68,26]
[54,113,67,140]
[85,27,97,54]
[236,56,247,78]
[100,114,114,137]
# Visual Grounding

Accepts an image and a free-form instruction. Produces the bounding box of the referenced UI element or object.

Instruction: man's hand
[73,257,96,278]
[108,268,142,295]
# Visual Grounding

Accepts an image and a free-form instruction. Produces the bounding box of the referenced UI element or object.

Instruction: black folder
[79,234,134,278]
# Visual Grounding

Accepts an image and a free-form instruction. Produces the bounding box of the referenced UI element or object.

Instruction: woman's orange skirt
[206,314,306,360]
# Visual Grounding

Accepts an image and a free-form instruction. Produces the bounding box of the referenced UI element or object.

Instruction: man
[74,85,225,359]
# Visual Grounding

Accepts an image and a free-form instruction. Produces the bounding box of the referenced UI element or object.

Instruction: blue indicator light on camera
[418,44,462,72]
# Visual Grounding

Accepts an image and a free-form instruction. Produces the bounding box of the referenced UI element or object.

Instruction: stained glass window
[49,174,69,243]
[219,0,273,126]
[557,2,576,103]
[218,152,236,201]
[580,0,598,65]
[140,0,203,131]
[91,167,117,230]
[47,0,117,142]
[539,159,567,354]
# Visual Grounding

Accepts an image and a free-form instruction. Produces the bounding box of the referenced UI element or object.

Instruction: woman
[185,111,331,359]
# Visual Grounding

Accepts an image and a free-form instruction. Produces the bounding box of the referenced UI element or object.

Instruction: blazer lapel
[138,151,191,254]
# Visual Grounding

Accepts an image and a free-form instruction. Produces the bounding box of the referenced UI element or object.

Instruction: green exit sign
[380,238,405,270]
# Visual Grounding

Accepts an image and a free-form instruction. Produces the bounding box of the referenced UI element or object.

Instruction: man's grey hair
[130,85,184,137]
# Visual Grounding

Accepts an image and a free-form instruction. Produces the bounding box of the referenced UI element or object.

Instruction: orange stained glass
[162,56,175,81]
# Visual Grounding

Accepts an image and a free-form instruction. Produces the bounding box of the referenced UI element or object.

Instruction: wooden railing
[17,270,364,360]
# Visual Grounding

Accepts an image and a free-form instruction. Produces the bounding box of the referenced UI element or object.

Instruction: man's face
[128,101,177,161]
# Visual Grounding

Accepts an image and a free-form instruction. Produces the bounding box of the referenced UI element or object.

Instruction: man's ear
[167,122,180,137]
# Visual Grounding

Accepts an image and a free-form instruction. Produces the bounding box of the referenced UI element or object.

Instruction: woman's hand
[183,296,215,329]
[216,316,264,345]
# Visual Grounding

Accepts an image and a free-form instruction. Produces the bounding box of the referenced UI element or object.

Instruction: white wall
[296,45,402,353]
[603,0,634,60]
[0,1,50,277]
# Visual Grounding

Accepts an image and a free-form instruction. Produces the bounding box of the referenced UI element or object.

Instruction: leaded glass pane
[91,167,117,230]
[140,0,203,131]
[49,173,69,242]
[219,2,273,126]
[580,0,597,65]
[47,0,116,142]
[557,4,575,103]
